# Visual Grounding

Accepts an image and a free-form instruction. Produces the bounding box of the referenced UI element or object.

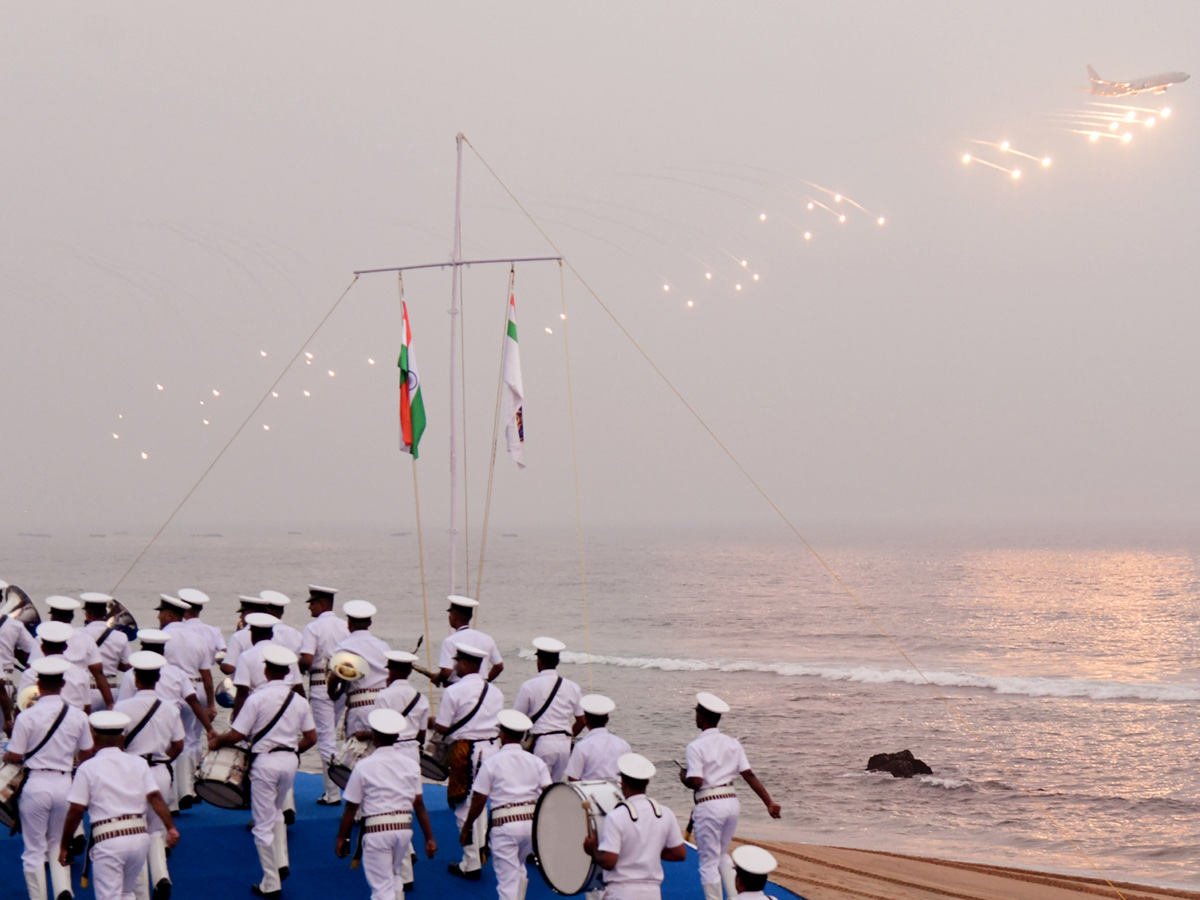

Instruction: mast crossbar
[354,256,561,276]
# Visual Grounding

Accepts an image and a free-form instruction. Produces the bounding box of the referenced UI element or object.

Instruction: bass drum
[329,736,373,789]
[533,779,624,895]
[0,762,27,831]
[195,746,251,809]
[420,731,449,782]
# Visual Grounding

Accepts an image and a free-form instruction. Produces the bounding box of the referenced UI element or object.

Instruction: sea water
[4,524,1200,890]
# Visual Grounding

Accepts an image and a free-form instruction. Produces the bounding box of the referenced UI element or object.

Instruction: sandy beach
[735,841,1200,900]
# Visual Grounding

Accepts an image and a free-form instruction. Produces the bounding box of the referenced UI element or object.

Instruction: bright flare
[1122,132,1133,142]
[962,153,972,163]
[741,259,748,267]
[759,213,767,221]
[212,390,220,396]
[368,358,376,365]
[305,352,314,359]
[1145,117,1156,127]
[203,419,209,425]
[752,273,759,281]
[838,214,846,223]
[807,202,814,210]
[1090,132,1100,141]
[560,313,566,320]
[834,194,842,202]
[735,284,742,291]
[271,391,279,398]
[141,452,148,460]
[112,433,119,439]
[1162,107,1172,117]
[260,350,268,357]
[804,231,812,240]
[263,425,270,431]
[544,327,553,334]
[1000,140,1010,151]
[663,284,670,291]
[328,370,335,377]
[1012,169,1021,180]
[156,384,164,391]
[705,272,712,279]
[1041,157,1052,167]
[303,390,311,397]
[687,300,694,307]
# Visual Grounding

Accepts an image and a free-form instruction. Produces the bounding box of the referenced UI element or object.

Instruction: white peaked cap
[367,708,405,735]
[178,588,210,606]
[385,651,419,665]
[46,595,81,611]
[238,594,264,605]
[447,595,479,609]
[308,585,338,596]
[696,692,731,715]
[498,709,534,733]
[617,752,657,782]
[532,636,565,654]
[245,612,279,628]
[129,651,167,671]
[90,710,132,732]
[32,656,73,676]
[343,599,377,619]
[259,590,291,607]
[731,845,778,876]
[36,622,74,644]
[137,628,171,644]
[0,579,8,590]
[261,643,298,668]
[580,694,615,717]
[158,594,190,611]
[80,592,114,605]
[455,642,487,660]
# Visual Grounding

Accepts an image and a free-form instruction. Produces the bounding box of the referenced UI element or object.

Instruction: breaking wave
[521,649,1200,703]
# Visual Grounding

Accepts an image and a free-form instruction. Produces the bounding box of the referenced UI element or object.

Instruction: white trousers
[90,832,150,900]
[362,829,414,900]
[452,739,497,871]
[18,770,71,872]
[602,883,662,900]
[250,752,298,847]
[490,821,533,900]
[531,733,572,782]
[145,765,171,834]
[692,797,739,885]
[310,694,341,762]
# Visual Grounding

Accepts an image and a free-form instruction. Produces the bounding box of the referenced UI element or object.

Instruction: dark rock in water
[867,749,932,778]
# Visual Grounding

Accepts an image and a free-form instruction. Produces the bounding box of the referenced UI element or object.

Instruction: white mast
[447,133,464,597]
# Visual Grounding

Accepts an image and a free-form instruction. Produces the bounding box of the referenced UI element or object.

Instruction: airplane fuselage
[1087,67,1190,96]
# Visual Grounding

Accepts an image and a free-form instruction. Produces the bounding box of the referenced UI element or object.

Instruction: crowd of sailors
[0,583,783,900]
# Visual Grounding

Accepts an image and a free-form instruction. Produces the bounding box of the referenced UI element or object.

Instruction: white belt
[90,676,119,689]
[92,814,147,842]
[490,801,536,827]
[363,811,412,833]
[694,784,736,804]
[309,664,327,686]
[347,688,380,709]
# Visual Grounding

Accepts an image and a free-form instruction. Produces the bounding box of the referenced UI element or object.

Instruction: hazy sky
[3,3,1200,535]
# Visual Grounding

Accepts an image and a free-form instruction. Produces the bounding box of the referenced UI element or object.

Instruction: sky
[3,3,1200,536]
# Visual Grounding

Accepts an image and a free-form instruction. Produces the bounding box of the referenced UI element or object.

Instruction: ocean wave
[526,649,1200,703]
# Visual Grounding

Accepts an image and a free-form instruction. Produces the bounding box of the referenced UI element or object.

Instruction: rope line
[463,138,1128,900]
[108,275,361,595]
[459,263,471,598]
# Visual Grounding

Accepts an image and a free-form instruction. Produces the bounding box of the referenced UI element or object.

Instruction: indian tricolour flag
[398,302,426,459]
[501,291,525,468]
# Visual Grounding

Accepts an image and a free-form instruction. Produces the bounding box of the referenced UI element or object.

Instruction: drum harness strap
[250,691,297,758]
[524,676,564,750]
[614,796,664,822]
[126,699,166,764]
[22,699,70,770]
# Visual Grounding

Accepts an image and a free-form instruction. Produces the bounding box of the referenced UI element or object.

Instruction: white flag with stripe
[501,291,525,468]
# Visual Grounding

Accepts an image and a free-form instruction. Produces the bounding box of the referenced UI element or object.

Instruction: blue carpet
[0,773,802,898]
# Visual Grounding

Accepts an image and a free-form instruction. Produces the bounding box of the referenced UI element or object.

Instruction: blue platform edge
[1,772,804,899]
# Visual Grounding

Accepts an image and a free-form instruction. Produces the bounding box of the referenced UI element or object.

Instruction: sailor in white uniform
[298,585,348,805]
[583,753,686,900]
[327,600,390,738]
[179,588,224,720]
[729,845,778,900]
[513,637,584,781]
[221,595,271,676]
[363,650,428,766]
[566,694,632,782]
[114,651,185,900]
[461,709,552,900]
[32,596,112,711]
[19,622,94,712]
[0,582,36,733]
[681,693,781,900]
[4,656,94,900]
[433,643,504,881]
[260,591,304,655]
[79,593,130,713]
[60,711,179,900]
[335,708,437,900]
[231,614,305,715]
[434,596,503,686]
[158,595,212,809]
[210,644,317,900]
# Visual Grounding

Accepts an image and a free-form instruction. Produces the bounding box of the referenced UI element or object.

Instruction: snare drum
[420,731,449,782]
[328,736,373,789]
[195,746,251,809]
[0,762,27,831]
[533,779,624,895]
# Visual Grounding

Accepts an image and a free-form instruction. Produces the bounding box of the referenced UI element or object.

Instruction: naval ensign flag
[398,302,426,459]
[501,291,525,468]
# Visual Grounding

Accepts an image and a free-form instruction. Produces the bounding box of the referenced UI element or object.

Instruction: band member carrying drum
[432,643,503,881]
[79,593,131,714]
[113,651,184,900]
[19,622,93,712]
[680,693,781,900]
[459,709,551,900]
[566,694,631,783]
[298,585,348,806]
[4,656,94,900]
[514,637,584,782]
[35,597,112,711]
[433,596,503,687]
[583,753,687,900]
[335,708,437,900]
[209,644,317,900]
[361,651,428,767]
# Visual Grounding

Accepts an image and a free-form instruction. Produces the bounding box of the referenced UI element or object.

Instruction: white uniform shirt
[373,679,430,742]
[438,626,502,684]
[8,694,92,771]
[18,656,92,710]
[332,631,391,691]
[434,672,503,741]
[0,617,36,673]
[83,620,131,678]
[183,618,220,668]
[231,680,315,752]
[224,628,252,669]
[162,621,206,679]
[30,630,101,670]
[472,743,551,805]
[299,611,349,673]
[115,660,197,711]
[114,689,186,761]
[232,641,303,692]
[565,727,631,781]
[597,794,683,886]
[342,743,422,816]
[68,746,158,820]
[685,728,750,788]
[514,669,583,735]
[270,621,303,655]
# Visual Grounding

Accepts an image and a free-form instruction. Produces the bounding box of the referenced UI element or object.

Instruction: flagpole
[447,133,464,598]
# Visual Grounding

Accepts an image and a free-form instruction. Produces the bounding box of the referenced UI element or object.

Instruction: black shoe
[250,884,280,900]
[153,878,172,900]
[279,866,289,881]
[56,892,71,900]
[314,797,340,806]
[178,795,194,810]
[403,884,413,892]
[447,863,481,881]
[70,833,86,857]
[283,809,295,825]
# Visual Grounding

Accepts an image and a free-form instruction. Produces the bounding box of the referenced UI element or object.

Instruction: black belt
[532,730,570,737]
[268,746,300,754]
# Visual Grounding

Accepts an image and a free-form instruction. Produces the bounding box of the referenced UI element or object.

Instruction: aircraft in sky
[1086,65,1190,96]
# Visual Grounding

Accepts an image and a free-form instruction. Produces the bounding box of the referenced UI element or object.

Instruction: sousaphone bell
[326,651,369,701]
[0,584,41,637]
